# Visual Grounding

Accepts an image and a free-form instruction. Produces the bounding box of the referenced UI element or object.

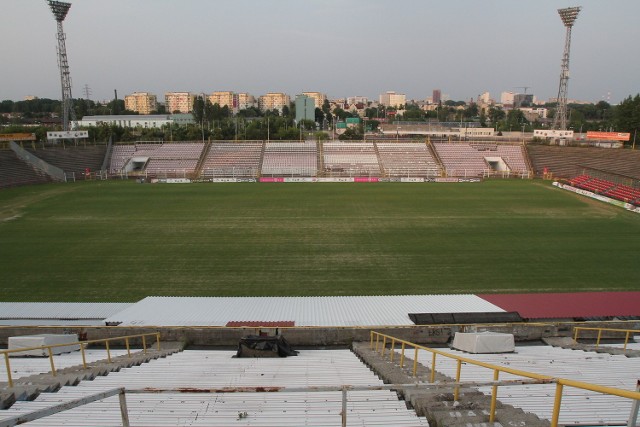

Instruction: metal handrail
[370,331,640,427]
[574,326,640,351]
[1,332,160,388]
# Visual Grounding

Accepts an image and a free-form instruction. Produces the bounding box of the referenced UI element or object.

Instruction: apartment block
[301,92,326,109]
[238,93,257,110]
[208,91,238,112]
[124,92,158,115]
[258,93,291,113]
[165,92,196,114]
[379,91,406,108]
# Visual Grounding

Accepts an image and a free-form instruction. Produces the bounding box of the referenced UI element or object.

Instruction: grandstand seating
[25,145,107,179]
[433,142,529,177]
[419,344,640,425]
[109,142,204,175]
[2,349,426,426]
[323,142,381,176]
[528,145,640,179]
[569,174,640,205]
[375,142,441,177]
[261,142,317,176]
[201,142,263,178]
[0,150,52,188]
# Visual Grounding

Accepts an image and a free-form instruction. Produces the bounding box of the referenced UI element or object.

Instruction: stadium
[1,137,640,426]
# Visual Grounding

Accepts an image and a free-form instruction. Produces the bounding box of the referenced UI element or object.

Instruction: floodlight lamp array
[48,0,71,22]
[558,6,581,27]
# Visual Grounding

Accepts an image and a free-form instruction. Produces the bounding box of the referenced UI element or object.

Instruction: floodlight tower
[552,6,581,131]
[48,0,77,131]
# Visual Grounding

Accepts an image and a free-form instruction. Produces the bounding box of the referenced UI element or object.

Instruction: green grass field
[1,180,639,302]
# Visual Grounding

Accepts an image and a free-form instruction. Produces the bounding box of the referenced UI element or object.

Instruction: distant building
[79,115,172,128]
[208,91,238,113]
[501,91,515,106]
[520,107,548,121]
[295,95,315,123]
[379,91,406,108]
[237,93,257,111]
[347,96,368,105]
[302,92,326,109]
[170,114,196,126]
[79,114,194,128]
[258,93,290,113]
[24,95,39,101]
[514,93,534,108]
[432,89,441,105]
[124,92,158,115]
[165,92,196,114]
[477,92,491,105]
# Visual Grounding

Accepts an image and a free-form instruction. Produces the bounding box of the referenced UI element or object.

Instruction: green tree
[614,94,640,145]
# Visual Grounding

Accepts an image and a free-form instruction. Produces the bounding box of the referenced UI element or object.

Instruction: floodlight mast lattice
[48,0,77,131]
[552,6,581,132]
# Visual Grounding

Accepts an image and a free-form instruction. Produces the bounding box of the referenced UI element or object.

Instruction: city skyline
[2,0,639,104]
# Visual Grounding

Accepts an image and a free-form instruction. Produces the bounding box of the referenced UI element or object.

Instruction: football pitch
[1,180,638,302]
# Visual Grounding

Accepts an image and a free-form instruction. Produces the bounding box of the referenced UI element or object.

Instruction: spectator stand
[569,167,640,206]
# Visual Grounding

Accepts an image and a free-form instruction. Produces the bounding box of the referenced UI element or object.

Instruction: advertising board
[46,131,89,140]
[0,133,36,141]
[586,131,631,141]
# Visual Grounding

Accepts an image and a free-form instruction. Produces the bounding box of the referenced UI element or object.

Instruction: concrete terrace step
[352,342,550,427]
[543,336,640,357]
[0,341,184,409]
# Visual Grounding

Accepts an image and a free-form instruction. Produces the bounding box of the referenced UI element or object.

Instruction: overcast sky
[2,0,639,104]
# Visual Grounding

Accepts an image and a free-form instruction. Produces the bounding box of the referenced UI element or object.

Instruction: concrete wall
[1,321,638,348]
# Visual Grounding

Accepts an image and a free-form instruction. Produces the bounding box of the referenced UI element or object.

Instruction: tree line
[1,95,639,145]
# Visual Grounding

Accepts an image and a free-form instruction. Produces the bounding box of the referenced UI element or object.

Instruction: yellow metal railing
[574,326,640,351]
[370,331,640,427]
[1,333,160,389]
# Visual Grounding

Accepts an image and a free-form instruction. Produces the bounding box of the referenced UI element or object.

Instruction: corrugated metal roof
[419,344,640,425]
[105,295,504,326]
[0,303,133,321]
[478,292,640,319]
[1,350,428,426]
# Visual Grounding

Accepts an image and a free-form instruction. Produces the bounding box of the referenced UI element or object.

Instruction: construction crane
[514,86,531,94]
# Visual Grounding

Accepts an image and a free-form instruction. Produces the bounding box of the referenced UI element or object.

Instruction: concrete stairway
[352,342,550,427]
[0,341,184,409]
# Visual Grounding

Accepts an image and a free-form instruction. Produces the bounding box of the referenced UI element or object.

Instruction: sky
[2,0,639,104]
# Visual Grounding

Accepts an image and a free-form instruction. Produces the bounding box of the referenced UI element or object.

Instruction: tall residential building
[208,91,238,112]
[258,93,291,113]
[379,91,406,108]
[478,92,491,105]
[237,93,257,111]
[432,89,442,104]
[124,92,158,115]
[165,92,196,114]
[295,95,315,123]
[301,92,326,109]
[500,91,515,106]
